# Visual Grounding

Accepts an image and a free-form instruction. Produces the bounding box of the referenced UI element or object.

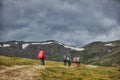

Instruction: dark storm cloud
[0,0,120,46]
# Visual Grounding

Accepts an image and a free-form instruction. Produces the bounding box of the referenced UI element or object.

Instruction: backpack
[67,57,72,62]
[63,55,67,60]
[73,57,79,62]
[77,57,80,62]
[67,57,70,61]
[38,50,45,59]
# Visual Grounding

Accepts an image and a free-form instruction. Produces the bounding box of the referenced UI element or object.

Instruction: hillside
[0,40,120,66]
[0,40,83,61]
[70,40,120,66]
[0,56,120,80]
[93,47,120,66]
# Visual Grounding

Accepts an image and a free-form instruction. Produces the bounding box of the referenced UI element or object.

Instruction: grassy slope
[93,47,120,66]
[0,56,40,66]
[40,66,120,80]
[0,56,120,80]
[0,56,62,67]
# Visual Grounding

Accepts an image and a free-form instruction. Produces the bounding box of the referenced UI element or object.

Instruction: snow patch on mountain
[31,43,42,45]
[64,45,84,51]
[15,42,18,44]
[32,42,54,45]
[21,41,84,51]
[3,44,11,47]
[22,42,54,49]
[22,43,30,49]
[58,42,84,51]
[104,43,115,47]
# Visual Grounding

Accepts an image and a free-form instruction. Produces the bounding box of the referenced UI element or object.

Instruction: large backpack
[73,57,79,62]
[38,50,45,59]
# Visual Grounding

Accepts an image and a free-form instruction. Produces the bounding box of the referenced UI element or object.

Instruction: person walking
[63,55,67,66]
[77,57,80,67]
[37,50,46,65]
[66,56,72,68]
[73,56,80,68]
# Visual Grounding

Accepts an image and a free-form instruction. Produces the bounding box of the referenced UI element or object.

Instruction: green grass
[40,65,120,80]
[0,56,40,66]
[0,56,64,67]
[94,47,120,67]
[0,56,120,80]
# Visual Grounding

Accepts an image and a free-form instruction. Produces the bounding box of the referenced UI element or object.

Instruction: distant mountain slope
[0,40,120,66]
[93,47,120,66]
[70,40,120,66]
[0,40,84,61]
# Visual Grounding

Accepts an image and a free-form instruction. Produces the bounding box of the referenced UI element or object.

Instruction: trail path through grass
[0,56,119,80]
[0,65,49,80]
[86,65,98,68]
[0,65,80,80]
[0,64,119,80]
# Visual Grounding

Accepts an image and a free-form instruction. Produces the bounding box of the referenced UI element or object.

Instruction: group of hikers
[63,55,80,68]
[37,50,80,68]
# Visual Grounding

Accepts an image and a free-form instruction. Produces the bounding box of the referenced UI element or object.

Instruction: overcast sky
[0,0,120,47]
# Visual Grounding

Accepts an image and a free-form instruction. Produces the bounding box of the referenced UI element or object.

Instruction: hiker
[73,56,80,68]
[37,50,46,65]
[66,56,72,68]
[63,55,67,66]
[77,57,80,67]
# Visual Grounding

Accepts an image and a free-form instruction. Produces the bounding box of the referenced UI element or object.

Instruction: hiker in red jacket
[38,50,46,65]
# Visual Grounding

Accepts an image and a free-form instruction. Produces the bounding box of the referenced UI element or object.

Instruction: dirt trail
[0,65,75,80]
[0,65,47,80]
[0,64,98,80]
[86,65,98,68]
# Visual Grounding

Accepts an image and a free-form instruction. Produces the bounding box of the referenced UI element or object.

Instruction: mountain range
[0,40,120,66]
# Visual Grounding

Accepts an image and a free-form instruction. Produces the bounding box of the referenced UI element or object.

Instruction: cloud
[0,0,120,46]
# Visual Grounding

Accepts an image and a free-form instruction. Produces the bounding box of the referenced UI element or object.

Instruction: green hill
[93,47,120,66]
[0,40,120,67]
[70,40,120,66]
[0,56,120,80]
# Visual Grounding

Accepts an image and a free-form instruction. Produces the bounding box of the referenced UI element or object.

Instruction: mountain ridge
[0,40,84,61]
[0,40,120,66]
